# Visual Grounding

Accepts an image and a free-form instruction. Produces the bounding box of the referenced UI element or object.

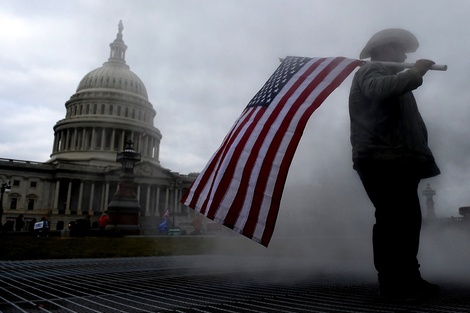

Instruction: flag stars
[247,56,312,107]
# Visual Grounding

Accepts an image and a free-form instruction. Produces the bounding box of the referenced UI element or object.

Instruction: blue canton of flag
[247,57,312,107]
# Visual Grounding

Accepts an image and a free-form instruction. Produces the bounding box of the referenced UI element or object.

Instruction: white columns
[145,185,151,217]
[100,128,105,150]
[66,180,72,214]
[77,181,84,215]
[120,130,125,149]
[111,129,116,151]
[91,128,96,150]
[70,128,77,150]
[66,129,71,150]
[155,187,160,216]
[165,188,170,212]
[104,182,110,209]
[174,188,181,214]
[81,128,87,150]
[100,183,106,212]
[53,180,60,214]
[53,135,58,153]
[89,182,95,212]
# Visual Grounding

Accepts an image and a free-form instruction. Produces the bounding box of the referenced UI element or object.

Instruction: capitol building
[0,22,197,233]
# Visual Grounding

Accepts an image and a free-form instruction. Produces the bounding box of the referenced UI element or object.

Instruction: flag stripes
[181,56,361,246]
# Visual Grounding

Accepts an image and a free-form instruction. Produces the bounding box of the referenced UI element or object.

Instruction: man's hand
[413,59,436,76]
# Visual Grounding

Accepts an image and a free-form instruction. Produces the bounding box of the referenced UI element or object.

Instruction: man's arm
[357,60,434,100]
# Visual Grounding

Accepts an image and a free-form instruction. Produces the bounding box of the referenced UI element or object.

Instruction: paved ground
[0,255,469,313]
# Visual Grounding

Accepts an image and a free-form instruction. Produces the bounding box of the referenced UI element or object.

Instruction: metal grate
[1,256,469,313]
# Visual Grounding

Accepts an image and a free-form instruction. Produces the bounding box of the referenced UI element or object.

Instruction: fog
[203,176,470,284]
[1,0,470,283]
[201,95,470,282]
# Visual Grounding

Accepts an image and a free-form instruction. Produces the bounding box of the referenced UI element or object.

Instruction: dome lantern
[108,20,127,65]
[74,20,149,99]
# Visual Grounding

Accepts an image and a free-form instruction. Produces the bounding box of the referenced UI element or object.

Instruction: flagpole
[365,61,447,71]
[278,58,447,71]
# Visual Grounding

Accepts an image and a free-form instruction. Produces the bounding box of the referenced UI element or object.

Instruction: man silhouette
[349,28,440,302]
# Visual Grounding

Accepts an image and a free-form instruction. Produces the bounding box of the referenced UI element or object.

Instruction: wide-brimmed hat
[359,28,419,59]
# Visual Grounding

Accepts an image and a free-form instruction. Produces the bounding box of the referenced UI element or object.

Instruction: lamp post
[0,180,11,224]
[116,140,141,178]
[106,140,141,235]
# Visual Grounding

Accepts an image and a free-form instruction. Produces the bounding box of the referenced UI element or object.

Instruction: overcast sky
[1,0,469,218]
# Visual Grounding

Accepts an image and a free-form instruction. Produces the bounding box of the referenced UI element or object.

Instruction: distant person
[158,218,168,234]
[15,214,25,231]
[99,212,109,230]
[349,28,440,302]
[158,209,169,234]
[38,216,50,237]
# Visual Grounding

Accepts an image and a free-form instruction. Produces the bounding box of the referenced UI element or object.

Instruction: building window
[65,130,72,150]
[13,180,20,187]
[57,138,62,152]
[125,131,132,144]
[114,131,121,150]
[86,130,92,149]
[95,128,102,148]
[75,129,82,150]
[109,105,114,115]
[104,129,112,150]
[28,199,35,210]
[117,106,121,116]
[101,104,105,115]
[30,181,37,188]
[10,198,17,210]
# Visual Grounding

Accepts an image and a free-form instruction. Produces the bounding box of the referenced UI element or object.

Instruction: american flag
[181,56,361,246]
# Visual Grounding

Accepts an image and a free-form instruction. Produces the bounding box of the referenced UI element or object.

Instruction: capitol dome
[49,21,162,167]
[77,62,148,99]
[76,21,148,99]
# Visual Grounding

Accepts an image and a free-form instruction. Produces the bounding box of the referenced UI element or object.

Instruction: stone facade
[0,21,198,234]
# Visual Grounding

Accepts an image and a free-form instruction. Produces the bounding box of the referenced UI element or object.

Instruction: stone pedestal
[105,140,141,235]
[106,182,141,235]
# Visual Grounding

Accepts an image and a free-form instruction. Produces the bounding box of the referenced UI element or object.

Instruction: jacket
[349,62,440,178]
